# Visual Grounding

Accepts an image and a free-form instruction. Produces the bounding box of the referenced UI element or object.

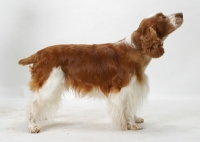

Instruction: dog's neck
[124,35,137,49]
[124,32,152,70]
[115,32,153,71]
[131,31,143,50]
[123,32,144,51]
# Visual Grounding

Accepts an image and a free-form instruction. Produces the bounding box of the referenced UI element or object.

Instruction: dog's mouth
[167,12,183,31]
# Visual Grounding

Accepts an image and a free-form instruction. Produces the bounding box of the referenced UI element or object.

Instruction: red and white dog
[19,12,183,133]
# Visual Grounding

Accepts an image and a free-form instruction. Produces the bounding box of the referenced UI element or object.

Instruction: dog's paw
[135,117,144,123]
[29,123,41,133]
[127,124,142,130]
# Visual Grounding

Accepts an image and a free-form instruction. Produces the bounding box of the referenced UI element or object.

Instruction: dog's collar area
[124,36,137,49]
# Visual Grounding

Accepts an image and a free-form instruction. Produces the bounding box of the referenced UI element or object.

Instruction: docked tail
[18,53,38,66]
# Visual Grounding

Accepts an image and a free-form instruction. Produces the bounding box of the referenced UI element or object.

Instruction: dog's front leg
[125,104,143,130]
[134,115,144,123]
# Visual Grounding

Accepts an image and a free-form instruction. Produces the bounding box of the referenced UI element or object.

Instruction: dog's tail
[18,53,38,66]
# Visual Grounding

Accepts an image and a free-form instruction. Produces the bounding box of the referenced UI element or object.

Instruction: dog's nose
[176,12,183,18]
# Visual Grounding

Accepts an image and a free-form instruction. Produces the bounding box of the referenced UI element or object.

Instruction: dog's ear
[140,26,164,58]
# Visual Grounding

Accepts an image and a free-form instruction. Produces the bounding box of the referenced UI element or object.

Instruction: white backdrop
[0,0,199,98]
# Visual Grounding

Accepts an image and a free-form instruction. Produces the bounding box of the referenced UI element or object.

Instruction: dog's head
[138,12,183,58]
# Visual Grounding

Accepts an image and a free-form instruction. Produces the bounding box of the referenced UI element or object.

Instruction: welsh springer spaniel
[19,12,183,133]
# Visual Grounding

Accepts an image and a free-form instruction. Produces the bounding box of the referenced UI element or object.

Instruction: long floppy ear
[141,26,164,58]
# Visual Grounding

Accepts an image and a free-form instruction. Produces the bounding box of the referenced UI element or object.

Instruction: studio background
[0,0,200,141]
[0,0,199,99]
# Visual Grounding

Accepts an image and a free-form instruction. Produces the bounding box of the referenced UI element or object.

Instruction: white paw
[29,123,41,133]
[127,124,142,130]
[135,117,144,123]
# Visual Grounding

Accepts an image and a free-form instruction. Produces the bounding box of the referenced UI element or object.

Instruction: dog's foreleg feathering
[108,74,149,130]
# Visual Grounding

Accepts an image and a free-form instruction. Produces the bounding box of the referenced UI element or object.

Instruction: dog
[19,12,183,133]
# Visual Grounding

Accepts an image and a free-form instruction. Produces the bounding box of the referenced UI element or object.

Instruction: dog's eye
[162,16,166,19]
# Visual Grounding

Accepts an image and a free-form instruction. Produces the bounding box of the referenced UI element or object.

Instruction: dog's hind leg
[27,67,65,133]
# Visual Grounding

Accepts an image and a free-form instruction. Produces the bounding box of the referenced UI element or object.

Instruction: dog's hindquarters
[27,66,65,133]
